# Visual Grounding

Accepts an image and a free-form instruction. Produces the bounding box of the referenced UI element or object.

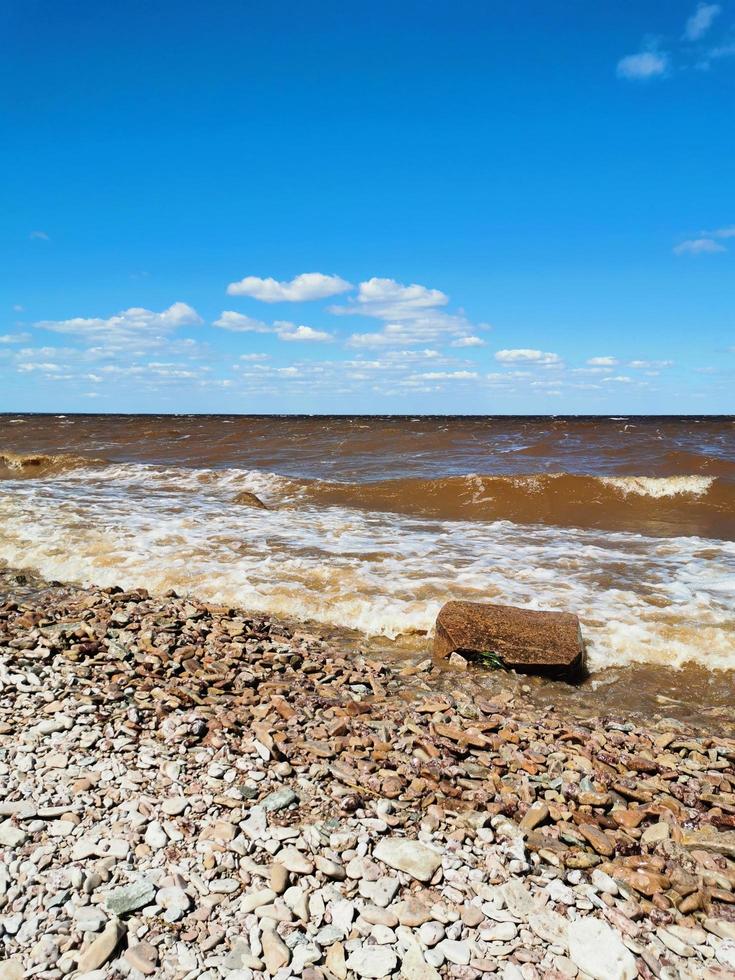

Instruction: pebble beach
[2,567,735,980]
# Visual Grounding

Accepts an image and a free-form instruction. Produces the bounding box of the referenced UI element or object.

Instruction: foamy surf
[0,460,733,673]
[599,475,715,497]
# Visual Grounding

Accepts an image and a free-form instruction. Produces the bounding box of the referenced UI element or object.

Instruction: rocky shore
[1,568,734,980]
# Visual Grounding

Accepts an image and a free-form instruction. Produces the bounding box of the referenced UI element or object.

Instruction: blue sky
[1,0,733,413]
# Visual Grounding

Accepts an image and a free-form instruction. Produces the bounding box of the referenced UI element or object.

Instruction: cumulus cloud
[628,359,674,369]
[617,50,669,80]
[36,303,202,342]
[0,333,31,344]
[276,324,333,342]
[673,237,727,255]
[335,277,487,348]
[213,312,273,333]
[451,335,486,347]
[587,356,618,366]
[214,312,333,341]
[334,278,448,320]
[239,353,270,361]
[226,272,352,301]
[29,230,50,241]
[495,349,562,365]
[684,3,720,41]
[414,370,479,380]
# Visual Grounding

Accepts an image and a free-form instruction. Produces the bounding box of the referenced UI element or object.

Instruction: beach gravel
[1,566,735,978]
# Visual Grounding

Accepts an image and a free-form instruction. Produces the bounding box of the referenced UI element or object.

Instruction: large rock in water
[233,491,268,509]
[433,600,585,675]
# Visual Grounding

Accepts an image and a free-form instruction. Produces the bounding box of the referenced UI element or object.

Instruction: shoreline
[1,567,735,978]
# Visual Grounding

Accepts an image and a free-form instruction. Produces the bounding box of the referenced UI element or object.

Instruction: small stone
[568,917,637,980]
[277,845,314,874]
[0,960,24,980]
[76,919,127,973]
[359,876,400,907]
[591,869,618,896]
[716,940,735,971]
[346,945,398,978]
[270,862,289,894]
[157,885,191,916]
[392,897,432,926]
[224,939,264,971]
[144,820,167,850]
[261,787,298,812]
[641,822,670,846]
[402,943,441,979]
[501,879,535,917]
[0,823,27,848]
[579,824,615,857]
[520,801,549,832]
[326,941,347,980]
[418,921,445,946]
[482,921,517,942]
[316,855,346,879]
[74,906,108,932]
[436,938,471,965]
[373,837,442,882]
[704,918,735,941]
[240,888,277,914]
[124,942,158,975]
[529,909,569,949]
[105,878,156,915]
[261,925,291,973]
[161,797,188,816]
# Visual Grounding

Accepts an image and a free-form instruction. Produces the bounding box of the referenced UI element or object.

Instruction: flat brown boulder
[233,491,269,509]
[433,600,585,676]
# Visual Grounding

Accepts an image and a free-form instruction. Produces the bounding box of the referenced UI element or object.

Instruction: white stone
[358,876,400,907]
[144,820,167,850]
[418,921,445,946]
[0,823,27,848]
[401,943,441,979]
[716,940,735,971]
[529,909,569,949]
[373,837,442,882]
[568,917,637,980]
[346,945,398,978]
[436,938,470,965]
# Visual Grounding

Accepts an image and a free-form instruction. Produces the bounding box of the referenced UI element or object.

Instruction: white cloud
[276,324,333,342]
[226,272,352,301]
[673,237,727,254]
[336,277,486,348]
[0,333,31,344]
[414,370,479,380]
[213,311,273,333]
[451,335,486,347]
[335,278,448,320]
[603,375,634,383]
[29,230,50,241]
[617,50,669,80]
[495,348,561,365]
[702,224,735,239]
[36,302,202,342]
[684,3,720,41]
[587,356,618,366]
[628,359,673,368]
[12,304,24,313]
[214,312,333,341]
[707,41,735,59]
[240,353,270,361]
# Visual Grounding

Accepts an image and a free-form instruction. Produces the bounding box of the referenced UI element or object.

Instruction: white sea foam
[599,475,715,498]
[0,462,733,672]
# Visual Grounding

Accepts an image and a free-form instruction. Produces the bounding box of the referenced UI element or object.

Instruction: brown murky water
[1,414,733,724]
